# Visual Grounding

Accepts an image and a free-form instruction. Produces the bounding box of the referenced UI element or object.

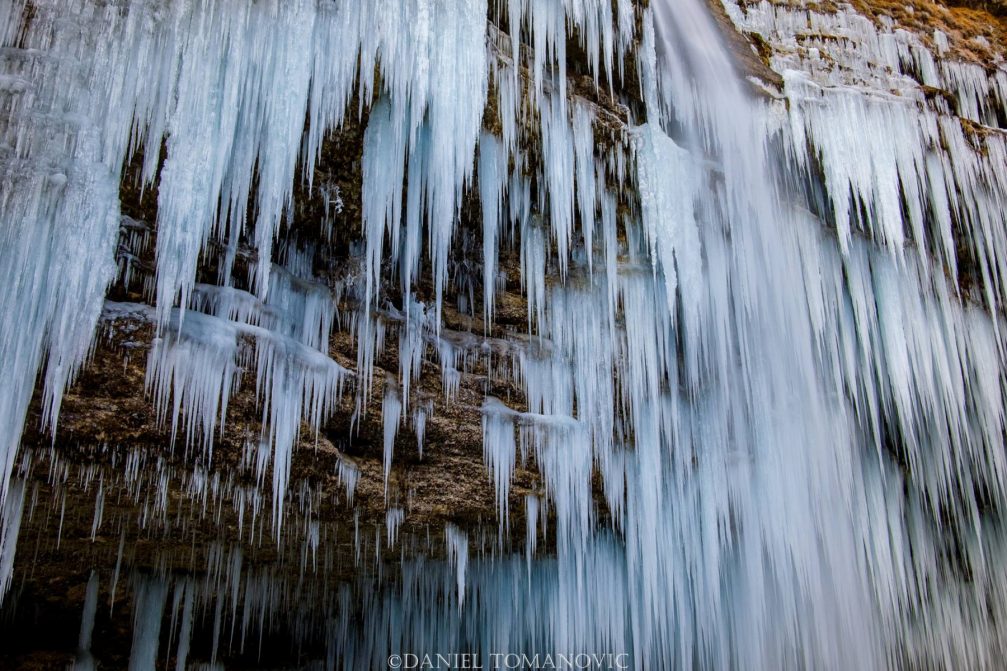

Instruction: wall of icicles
[0,0,1006,668]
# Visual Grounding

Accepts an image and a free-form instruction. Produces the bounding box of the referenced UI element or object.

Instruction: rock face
[0,0,1006,668]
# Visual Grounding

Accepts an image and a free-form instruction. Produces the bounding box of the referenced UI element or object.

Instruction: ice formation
[73,571,99,671]
[0,0,1006,668]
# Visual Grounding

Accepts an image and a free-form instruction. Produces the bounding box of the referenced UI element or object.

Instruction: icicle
[386,508,405,548]
[174,581,195,671]
[634,123,703,324]
[73,572,99,671]
[0,478,25,601]
[146,311,239,452]
[540,95,576,275]
[525,494,540,570]
[521,220,548,331]
[398,300,427,408]
[481,398,518,530]
[110,530,125,613]
[478,132,508,326]
[337,457,360,507]
[128,576,167,671]
[90,478,104,541]
[382,377,402,498]
[146,305,348,531]
[266,263,336,353]
[413,399,433,460]
[445,523,469,609]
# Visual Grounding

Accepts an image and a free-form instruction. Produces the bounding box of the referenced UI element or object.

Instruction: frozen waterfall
[0,0,1006,668]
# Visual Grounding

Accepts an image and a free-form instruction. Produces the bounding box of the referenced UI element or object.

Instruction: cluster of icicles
[1,0,1007,667]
